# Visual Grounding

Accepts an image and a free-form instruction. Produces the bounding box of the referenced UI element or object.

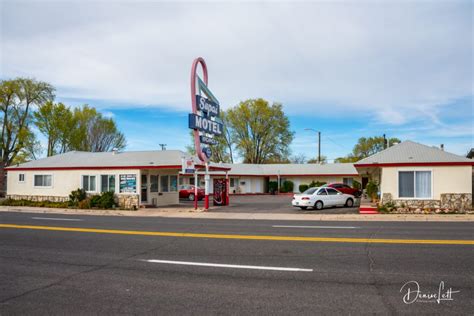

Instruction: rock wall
[117,194,139,210]
[381,192,472,213]
[6,194,69,202]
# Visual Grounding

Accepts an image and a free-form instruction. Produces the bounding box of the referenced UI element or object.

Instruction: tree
[307,155,327,164]
[0,78,54,193]
[290,153,307,164]
[34,101,72,156]
[334,136,401,162]
[226,99,294,164]
[68,105,126,152]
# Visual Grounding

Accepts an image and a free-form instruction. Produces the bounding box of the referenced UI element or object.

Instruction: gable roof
[355,141,474,167]
[6,150,230,171]
[212,163,358,176]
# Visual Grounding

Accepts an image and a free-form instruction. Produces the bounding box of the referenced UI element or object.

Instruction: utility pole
[159,144,167,150]
[318,131,321,164]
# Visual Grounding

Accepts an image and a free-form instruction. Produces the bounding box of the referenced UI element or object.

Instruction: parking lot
[181,195,360,214]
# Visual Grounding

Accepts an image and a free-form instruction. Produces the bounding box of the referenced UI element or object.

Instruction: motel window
[161,175,169,192]
[34,175,52,187]
[119,174,137,193]
[150,175,159,192]
[398,171,432,198]
[82,175,96,192]
[19,174,25,182]
[101,175,115,193]
[170,175,178,192]
[190,177,195,185]
[179,177,184,185]
[230,178,235,187]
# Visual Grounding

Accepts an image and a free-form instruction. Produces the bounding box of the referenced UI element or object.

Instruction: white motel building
[5,141,473,210]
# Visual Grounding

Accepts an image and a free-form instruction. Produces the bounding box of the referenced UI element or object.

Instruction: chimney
[112,148,118,155]
[440,144,444,151]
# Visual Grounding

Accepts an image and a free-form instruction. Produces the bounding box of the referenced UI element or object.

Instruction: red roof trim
[6,164,232,172]
[180,173,359,177]
[354,162,474,167]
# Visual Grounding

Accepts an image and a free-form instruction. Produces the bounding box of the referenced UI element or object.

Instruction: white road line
[141,259,313,272]
[272,225,359,229]
[31,217,83,222]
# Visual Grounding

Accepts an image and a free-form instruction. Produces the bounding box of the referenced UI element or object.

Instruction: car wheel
[299,206,308,210]
[188,193,195,201]
[345,198,354,207]
[314,201,323,210]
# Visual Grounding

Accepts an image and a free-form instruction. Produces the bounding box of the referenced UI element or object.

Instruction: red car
[179,185,205,201]
[325,183,361,197]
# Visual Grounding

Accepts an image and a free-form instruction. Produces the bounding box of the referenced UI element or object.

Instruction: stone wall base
[6,194,69,202]
[381,193,472,214]
[6,194,140,210]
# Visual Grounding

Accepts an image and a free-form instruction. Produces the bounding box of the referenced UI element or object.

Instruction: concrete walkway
[0,205,472,222]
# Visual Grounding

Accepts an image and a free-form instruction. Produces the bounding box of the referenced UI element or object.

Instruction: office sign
[200,135,219,146]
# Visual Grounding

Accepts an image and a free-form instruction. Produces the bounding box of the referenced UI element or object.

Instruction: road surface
[1,211,472,314]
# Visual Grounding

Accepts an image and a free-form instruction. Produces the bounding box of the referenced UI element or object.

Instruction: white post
[204,162,210,210]
[194,171,198,210]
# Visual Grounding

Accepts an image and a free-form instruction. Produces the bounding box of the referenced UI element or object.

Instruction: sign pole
[194,171,198,210]
[204,162,210,210]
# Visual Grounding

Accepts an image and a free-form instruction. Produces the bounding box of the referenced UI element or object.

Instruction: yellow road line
[0,224,473,245]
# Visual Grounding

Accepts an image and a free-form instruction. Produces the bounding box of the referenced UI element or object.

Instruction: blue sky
[1,0,472,161]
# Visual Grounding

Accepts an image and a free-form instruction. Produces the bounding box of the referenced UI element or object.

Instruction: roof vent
[112,148,119,155]
[440,144,444,151]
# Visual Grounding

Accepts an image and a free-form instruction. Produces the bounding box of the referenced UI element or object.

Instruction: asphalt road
[1,211,473,315]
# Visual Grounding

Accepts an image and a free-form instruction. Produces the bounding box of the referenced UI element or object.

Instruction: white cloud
[1,0,472,127]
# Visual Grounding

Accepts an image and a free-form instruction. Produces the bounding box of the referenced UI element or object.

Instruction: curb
[0,206,472,222]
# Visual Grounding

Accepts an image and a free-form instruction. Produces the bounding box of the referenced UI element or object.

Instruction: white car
[292,187,355,210]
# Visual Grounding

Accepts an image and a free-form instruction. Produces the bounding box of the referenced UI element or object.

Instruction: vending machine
[213,179,228,206]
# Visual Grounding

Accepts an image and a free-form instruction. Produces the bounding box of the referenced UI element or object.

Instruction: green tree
[335,136,401,162]
[34,101,73,156]
[226,98,294,164]
[68,105,126,152]
[1,78,54,165]
[307,155,328,164]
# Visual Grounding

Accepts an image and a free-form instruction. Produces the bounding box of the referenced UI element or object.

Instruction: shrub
[353,180,361,189]
[268,181,278,194]
[78,198,91,209]
[89,195,102,208]
[366,180,379,202]
[308,180,326,188]
[377,201,396,214]
[280,180,294,193]
[299,184,309,193]
[98,191,116,209]
[0,198,68,208]
[69,188,87,207]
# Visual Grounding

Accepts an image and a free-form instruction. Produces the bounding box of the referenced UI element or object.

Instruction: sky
[1,0,472,162]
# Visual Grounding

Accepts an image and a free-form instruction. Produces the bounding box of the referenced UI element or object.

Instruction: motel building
[5,141,473,210]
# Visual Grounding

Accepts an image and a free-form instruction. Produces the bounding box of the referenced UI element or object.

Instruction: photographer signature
[400,281,460,304]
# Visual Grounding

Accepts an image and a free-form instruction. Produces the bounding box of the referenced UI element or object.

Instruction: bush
[268,181,278,194]
[299,184,309,193]
[0,198,68,208]
[280,180,294,193]
[98,191,116,209]
[308,180,326,188]
[78,198,91,209]
[366,180,379,202]
[377,201,396,214]
[89,195,102,208]
[353,180,361,189]
[69,188,87,207]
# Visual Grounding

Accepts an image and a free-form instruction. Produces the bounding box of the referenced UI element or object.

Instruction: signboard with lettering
[189,57,223,162]
[119,174,137,193]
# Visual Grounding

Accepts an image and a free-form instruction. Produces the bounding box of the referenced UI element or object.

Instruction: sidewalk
[0,206,472,222]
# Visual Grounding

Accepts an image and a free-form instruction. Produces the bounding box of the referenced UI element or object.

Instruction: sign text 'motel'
[188,113,223,136]
[196,95,219,116]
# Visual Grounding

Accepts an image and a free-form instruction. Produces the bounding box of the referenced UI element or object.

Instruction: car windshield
[303,187,318,195]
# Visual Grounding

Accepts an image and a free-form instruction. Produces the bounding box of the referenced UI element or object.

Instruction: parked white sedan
[292,187,355,210]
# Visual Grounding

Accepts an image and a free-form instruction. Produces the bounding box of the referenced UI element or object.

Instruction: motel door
[141,174,148,203]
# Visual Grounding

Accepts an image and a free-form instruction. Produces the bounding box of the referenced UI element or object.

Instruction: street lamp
[304,128,321,164]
